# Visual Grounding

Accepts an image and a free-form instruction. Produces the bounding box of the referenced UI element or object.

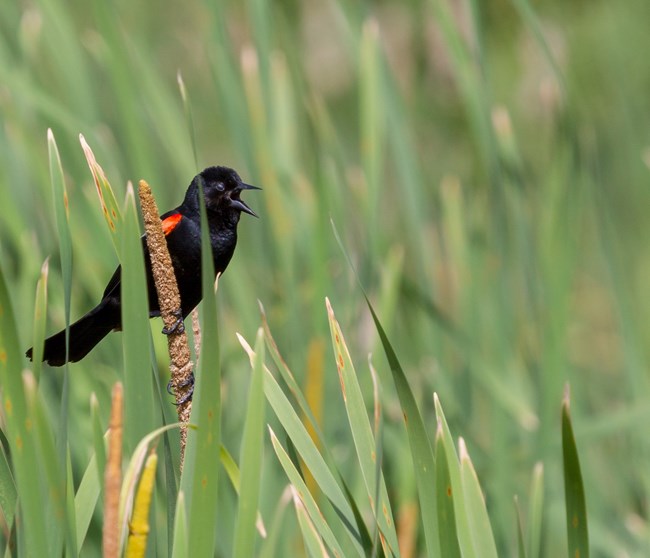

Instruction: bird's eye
[215,182,225,192]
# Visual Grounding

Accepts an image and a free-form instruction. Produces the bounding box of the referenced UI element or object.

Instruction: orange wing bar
[161,213,182,236]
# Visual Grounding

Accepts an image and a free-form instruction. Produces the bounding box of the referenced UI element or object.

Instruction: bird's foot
[162,308,185,335]
[167,373,195,405]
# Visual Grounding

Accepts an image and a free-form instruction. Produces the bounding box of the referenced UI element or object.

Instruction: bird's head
[185,166,260,220]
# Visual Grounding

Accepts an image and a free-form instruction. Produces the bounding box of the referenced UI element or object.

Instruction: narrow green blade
[292,485,330,558]
[47,129,72,353]
[180,178,221,556]
[459,438,498,558]
[562,388,589,558]
[332,219,439,555]
[238,334,365,556]
[434,424,461,558]
[121,184,155,451]
[269,428,348,558]
[0,440,16,535]
[0,266,49,557]
[527,463,544,558]
[325,298,399,555]
[233,328,266,558]
[30,258,49,383]
[514,496,527,558]
[434,394,472,556]
[171,491,188,558]
[74,451,101,551]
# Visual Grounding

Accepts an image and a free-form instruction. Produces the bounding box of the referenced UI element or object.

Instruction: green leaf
[259,302,323,443]
[233,328,266,558]
[514,496,527,558]
[562,388,589,558]
[47,129,72,350]
[121,183,155,451]
[459,438,498,558]
[171,491,188,558]
[363,296,439,552]
[0,440,16,533]
[291,485,330,558]
[90,394,107,489]
[325,298,399,555]
[332,219,439,555]
[47,129,74,555]
[434,394,472,556]
[65,447,78,556]
[119,422,184,543]
[79,134,122,248]
[238,335,364,556]
[434,424,461,558]
[258,487,290,558]
[19,372,58,556]
[74,451,101,551]
[30,258,49,383]
[180,177,221,556]
[527,463,544,558]
[269,428,347,558]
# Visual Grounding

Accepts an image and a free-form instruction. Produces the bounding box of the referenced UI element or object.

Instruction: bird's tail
[26,300,119,367]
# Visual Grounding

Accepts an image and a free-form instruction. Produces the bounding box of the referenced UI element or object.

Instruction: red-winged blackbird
[26,166,259,367]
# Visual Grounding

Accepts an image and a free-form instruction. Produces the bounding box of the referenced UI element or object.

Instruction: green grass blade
[514,496,527,558]
[434,423,461,558]
[180,178,221,556]
[171,491,188,558]
[332,219,439,555]
[325,298,399,555]
[364,301,439,553]
[269,428,348,558]
[74,451,101,551]
[291,485,330,558]
[0,265,49,557]
[258,487,291,558]
[434,394,472,556]
[47,129,72,348]
[0,439,16,535]
[119,422,183,544]
[259,307,379,552]
[65,447,78,556]
[233,328,266,558]
[121,183,155,450]
[23,372,64,555]
[90,394,107,487]
[218,443,266,536]
[562,388,589,558]
[79,134,122,249]
[259,302,324,441]
[527,463,544,558]
[459,438,499,558]
[47,128,74,555]
[238,334,365,556]
[30,258,49,383]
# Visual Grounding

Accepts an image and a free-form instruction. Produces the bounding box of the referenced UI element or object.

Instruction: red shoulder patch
[161,213,182,236]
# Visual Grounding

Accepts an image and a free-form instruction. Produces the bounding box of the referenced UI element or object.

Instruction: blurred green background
[1,0,649,555]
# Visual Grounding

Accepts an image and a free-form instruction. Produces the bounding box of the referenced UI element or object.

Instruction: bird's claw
[167,373,195,405]
[162,308,185,335]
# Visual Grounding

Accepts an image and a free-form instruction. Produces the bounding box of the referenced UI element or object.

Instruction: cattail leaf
[562,388,589,558]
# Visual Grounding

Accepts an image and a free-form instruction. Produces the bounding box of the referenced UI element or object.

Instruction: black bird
[26,166,259,367]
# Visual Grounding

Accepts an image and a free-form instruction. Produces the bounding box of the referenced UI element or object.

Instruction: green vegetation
[0,0,648,555]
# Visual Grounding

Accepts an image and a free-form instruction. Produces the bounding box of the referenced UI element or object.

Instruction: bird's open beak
[230,183,261,217]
